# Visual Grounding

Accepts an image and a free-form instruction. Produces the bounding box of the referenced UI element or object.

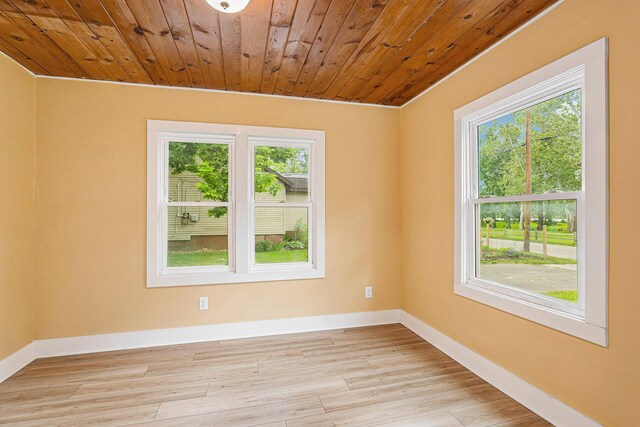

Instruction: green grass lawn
[543,290,578,302]
[482,227,576,247]
[481,247,576,265]
[168,249,307,267]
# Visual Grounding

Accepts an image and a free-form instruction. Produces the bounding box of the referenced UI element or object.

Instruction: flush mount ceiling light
[206,0,251,13]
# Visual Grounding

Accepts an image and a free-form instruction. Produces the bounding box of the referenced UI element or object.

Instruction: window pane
[477,200,577,303]
[169,141,229,202]
[254,145,309,202]
[255,207,309,264]
[168,206,228,267]
[478,89,582,198]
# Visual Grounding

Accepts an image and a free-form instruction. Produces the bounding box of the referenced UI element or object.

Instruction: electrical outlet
[199,296,208,310]
[365,286,373,299]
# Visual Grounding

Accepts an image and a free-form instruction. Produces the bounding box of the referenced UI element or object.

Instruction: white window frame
[147,120,325,287]
[454,38,608,346]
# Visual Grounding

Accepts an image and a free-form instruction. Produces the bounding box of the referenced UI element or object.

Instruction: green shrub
[285,240,305,250]
[255,240,273,252]
[293,219,308,247]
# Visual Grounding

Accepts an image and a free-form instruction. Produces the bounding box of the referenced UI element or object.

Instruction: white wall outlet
[365,286,373,299]
[199,296,209,310]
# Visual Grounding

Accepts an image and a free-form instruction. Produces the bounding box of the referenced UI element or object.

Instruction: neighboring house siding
[168,172,306,241]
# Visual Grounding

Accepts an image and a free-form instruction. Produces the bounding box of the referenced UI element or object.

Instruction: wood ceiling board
[100,0,170,85]
[303,0,390,98]
[9,0,118,79]
[386,0,557,105]
[259,0,298,94]
[272,0,331,96]
[66,0,151,83]
[0,32,50,74]
[239,0,272,93]
[319,0,419,100]
[124,0,191,86]
[290,0,357,97]
[157,0,207,88]
[0,0,559,105]
[0,0,88,77]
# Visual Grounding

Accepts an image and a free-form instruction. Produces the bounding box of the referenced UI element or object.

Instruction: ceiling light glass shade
[206,0,251,13]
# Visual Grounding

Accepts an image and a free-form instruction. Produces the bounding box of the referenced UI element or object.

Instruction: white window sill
[454,282,607,346]
[148,267,325,287]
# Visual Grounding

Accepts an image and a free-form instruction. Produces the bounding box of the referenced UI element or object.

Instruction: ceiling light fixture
[206,0,251,13]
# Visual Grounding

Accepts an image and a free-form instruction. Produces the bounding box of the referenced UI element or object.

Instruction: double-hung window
[147,121,325,287]
[454,39,608,345]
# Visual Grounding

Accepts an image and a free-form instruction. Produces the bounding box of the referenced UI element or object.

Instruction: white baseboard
[0,342,36,383]
[399,310,600,427]
[34,309,401,358]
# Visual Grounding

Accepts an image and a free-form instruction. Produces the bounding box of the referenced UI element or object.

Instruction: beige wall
[0,54,35,359]
[34,79,402,339]
[400,0,640,425]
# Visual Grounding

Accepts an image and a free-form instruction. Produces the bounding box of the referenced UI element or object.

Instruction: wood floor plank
[448,397,535,427]
[5,403,161,426]
[0,324,546,426]
[155,377,347,420]
[136,396,325,426]
[207,360,374,396]
[287,383,501,427]
[375,410,464,427]
[319,371,483,413]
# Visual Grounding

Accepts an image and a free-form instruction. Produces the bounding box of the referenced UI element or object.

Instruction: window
[454,39,608,345]
[147,121,325,287]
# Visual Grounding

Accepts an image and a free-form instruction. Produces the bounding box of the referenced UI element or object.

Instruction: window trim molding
[147,120,326,287]
[453,38,608,346]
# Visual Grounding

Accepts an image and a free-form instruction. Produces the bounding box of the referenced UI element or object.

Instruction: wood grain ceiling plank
[304,0,391,99]
[124,0,191,86]
[388,0,556,105]
[218,11,241,91]
[181,0,224,89]
[9,0,119,79]
[41,0,131,81]
[0,31,50,73]
[0,8,74,75]
[272,0,332,96]
[66,0,152,84]
[290,0,356,97]
[259,0,298,94]
[240,0,272,93]
[360,0,508,104]
[99,0,170,85]
[0,0,89,77]
[158,0,206,88]
[350,0,475,102]
[329,0,445,101]
[182,0,225,90]
[318,0,416,100]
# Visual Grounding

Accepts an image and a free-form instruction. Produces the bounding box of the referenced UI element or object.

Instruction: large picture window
[147,121,325,287]
[454,39,608,345]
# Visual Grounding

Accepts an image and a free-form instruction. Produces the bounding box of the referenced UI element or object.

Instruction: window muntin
[454,39,608,346]
[148,121,325,287]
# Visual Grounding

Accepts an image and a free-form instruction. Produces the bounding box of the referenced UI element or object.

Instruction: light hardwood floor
[0,324,551,426]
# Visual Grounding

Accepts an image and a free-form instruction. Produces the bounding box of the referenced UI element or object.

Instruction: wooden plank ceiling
[0,0,557,106]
